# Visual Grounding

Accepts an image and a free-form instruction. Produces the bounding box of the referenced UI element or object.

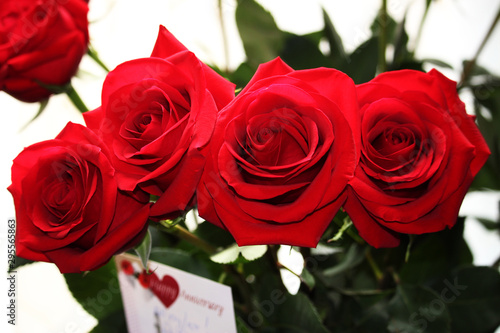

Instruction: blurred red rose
[0,0,89,102]
[197,58,359,247]
[9,122,150,273]
[344,69,490,248]
[84,26,235,220]
[120,259,135,276]
[138,270,156,288]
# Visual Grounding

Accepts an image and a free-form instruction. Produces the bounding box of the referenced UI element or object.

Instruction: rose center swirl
[243,108,310,168]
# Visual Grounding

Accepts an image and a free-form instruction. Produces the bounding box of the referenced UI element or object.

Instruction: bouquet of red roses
[5,0,500,332]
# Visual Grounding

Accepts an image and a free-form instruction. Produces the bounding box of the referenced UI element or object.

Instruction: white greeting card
[115,254,237,333]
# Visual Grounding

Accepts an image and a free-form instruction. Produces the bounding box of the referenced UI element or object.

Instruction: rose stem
[331,216,365,245]
[365,247,383,282]
[217,0,230,75]
[459,6,500,88]
[87,44,111,72]
[158,221,216,254]
[411,0,432,54]
[65,84,88,113]
[377,0,388,73]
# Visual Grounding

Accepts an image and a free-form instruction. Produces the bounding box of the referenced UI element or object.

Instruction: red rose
[138,270,156,289]
[8,122,150,273]
[84,26,235,220]
[344,69,490,248]
[197,58,359,247]
[0,0,89,102]
[120,259,135,276]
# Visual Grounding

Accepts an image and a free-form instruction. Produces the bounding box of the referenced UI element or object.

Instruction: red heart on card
[148,273,180,308]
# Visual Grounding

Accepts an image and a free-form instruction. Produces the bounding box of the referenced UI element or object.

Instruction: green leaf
[353,300,391,333]
[34,81,88,113]
[371,10,397,39]
[399,217,472,285]
[236,315,255,333]
[273,292,329,333]
[88,310,127,333]
[241,245,268,261]
[149,247,214,279]
[475,217,500,230]
[302,30,325,45]
[421,58,453,69]
[323,243,364,277]
[210,244,245,264]
[228,61,256,90]
[345,37,379,84]
[462,60,492,78]
[134,228,152,270]
[279,33,334,70]
[64,260,123,321]
[210,243,268,264]
[323,294,391,332]
[20,99,49,131]
[472,80,500,191]
[434,266,500,333]
[148,223,178,248]
[8,256,34,272]
[235,0,285,69]
[405,235,416,263]
[387,284,451,333]
[391,15,410,69]
[471,161,500,190]
[192,220,235,247]
[300,268,316,291]
[322,8,348,69]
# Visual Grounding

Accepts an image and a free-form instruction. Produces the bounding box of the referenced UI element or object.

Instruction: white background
[1,0,500,332]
